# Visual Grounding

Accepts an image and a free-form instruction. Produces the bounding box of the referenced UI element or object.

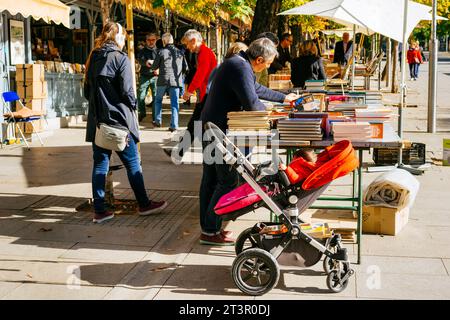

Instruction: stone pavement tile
[254,293,358,300]
[104,286,161,300]
[58,243,150,263]
[2,283,112,300]
[0,238,75,260]
[14,223,164,247]
[153,288,254,300]
[442,259,450,276]
[0,282,22,299]
[164,264,236,292]
[0,194,46,210]
[409,208,450,226]
[356,273,450,300]
[181,252,235,267]
[361,234,450,259]
[267,269,357,298]
[426,226,450,243]
[0,259,137,287]
[350,255,448,276]
[0,212,33,238]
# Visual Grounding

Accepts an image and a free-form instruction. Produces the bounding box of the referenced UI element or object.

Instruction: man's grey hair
[183,29,203,42]
[162,33,174,46]
[247,38,278,61]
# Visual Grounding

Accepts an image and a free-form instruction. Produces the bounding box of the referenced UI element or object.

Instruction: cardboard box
[15,64,45,82]
[21,99,47,114]
[16,81,47,99]
[443,139,450,166]
[362,205,410,236]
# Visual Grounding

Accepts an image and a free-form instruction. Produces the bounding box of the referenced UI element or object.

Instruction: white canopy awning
[1,0,70,28]
[279,0,446,43]
[321,27,374,37]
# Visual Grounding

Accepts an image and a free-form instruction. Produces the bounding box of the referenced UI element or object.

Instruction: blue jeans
[155,85,180,129]
[92,136,150,213]
[137,75,157,121]
[409,63,420,79]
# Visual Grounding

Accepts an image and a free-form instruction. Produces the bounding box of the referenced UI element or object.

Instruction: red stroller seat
[214,140,358,218]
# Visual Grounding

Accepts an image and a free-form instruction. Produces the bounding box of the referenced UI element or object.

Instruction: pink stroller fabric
[214,183,269,215]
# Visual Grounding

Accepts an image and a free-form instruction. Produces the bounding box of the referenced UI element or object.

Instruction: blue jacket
[84,43,139,143]
[201,51,286,132]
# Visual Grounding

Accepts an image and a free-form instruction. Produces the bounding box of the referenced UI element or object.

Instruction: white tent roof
[1,0,70,28]
[279,0,446,43]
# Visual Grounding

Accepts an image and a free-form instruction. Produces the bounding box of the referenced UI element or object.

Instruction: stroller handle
[204,122,255,173]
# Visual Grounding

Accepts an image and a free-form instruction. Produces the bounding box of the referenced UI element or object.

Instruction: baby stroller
[204,122,358,296]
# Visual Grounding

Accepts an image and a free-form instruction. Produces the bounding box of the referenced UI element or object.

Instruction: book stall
[225,88,408,264]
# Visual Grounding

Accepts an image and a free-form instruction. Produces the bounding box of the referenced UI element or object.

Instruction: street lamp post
[427,0,438,133]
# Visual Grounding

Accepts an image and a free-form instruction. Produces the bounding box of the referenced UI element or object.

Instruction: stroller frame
[205,122,354,295]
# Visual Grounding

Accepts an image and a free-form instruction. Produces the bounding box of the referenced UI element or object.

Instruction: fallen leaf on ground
[39,228,52,232]
[26,273,33,278]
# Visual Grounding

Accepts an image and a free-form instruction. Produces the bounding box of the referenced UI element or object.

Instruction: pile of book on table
[305,80,326,91]
[327,95,367,117]
[277,118,324,141]
[332,122,372,141]
[227,111,272,132]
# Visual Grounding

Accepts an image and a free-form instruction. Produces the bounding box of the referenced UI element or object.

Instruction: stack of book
[354,108,393,122]
[277,118,323,141]
[305,80,326,91]
[227,111,272,132]
[332,122,372,141]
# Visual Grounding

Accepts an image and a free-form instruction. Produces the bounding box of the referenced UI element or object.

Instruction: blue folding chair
[2,91,44,149]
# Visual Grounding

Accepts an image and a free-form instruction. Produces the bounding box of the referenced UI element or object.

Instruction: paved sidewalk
[0,55,449,300]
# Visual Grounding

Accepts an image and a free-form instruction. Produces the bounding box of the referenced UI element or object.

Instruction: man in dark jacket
[149,33,188,131]
[268,33,293,74]
[333,32,353,66]
[198,38,299,245]
[136,33,158,123]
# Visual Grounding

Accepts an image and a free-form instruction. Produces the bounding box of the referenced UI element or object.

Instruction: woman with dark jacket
[291,40,326,89]
[84,22,167,223]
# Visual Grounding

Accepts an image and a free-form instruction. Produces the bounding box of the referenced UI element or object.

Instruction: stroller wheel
[232,248,280,296]
[323,256,335,274]
[235,228,259,255]
[326,262,350,293]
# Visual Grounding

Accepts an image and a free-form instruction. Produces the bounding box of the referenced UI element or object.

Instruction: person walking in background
[291,40,326,88]
[84,22,167,223]
[182,29,217,143]
[136,33,158,123]
[333,32,353,66]
[150,33,188,132]
[407,41,423,81]
[268,33,293,74]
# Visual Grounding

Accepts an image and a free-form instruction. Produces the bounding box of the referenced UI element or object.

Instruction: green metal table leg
[352,169,357,208]
[357,149,363,265]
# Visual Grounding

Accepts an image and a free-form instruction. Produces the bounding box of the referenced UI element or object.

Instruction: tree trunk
[391,40,399,93]
[99,0,113,26]
[291,24,302,57]
[250,0,283,41]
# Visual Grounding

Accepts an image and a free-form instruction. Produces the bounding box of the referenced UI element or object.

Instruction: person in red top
[182,29,217,103]
[175,29,217,159]
[407,41,423,81]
